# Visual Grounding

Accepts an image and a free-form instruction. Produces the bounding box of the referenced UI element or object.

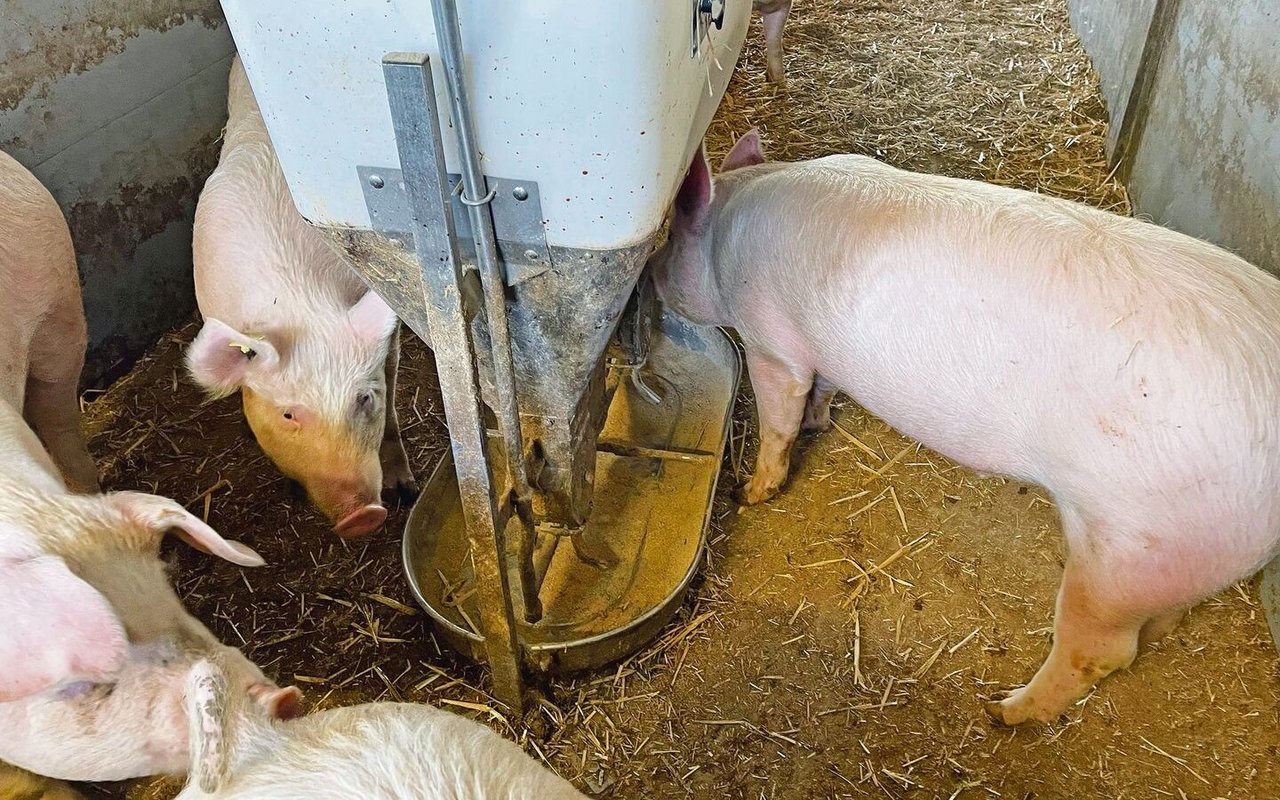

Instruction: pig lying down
[187,55,415,539]
[648,130,1280,725]
[0,150,299,784]
[176,659,588,799]
[0,445,301,781]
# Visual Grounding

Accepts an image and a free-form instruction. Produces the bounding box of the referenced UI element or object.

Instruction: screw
[368,174,385,189]
[523,249,539,261]
[512,186,529,201]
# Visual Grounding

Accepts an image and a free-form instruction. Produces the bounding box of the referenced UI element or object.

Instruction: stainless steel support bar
[382,53,526,713]
[429,0,543,623]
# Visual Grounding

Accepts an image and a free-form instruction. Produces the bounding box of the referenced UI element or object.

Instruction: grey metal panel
[1067,0,1280,277]
[1126,0,1280,276]
[0,4,234,385]
[1068,0,1158,151]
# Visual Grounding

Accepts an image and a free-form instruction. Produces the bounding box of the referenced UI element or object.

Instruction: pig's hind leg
[801,375,837,432]
[988,506,1196,725]
[379,327,419,502]
[738,350,811,506]
[24,295,98,493]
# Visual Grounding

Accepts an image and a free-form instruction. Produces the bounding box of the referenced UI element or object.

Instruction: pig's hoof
[984,690,1053,727]
[734,481,777,506]
[380,446,420,504]
[800,414,832,433]
[382,472,420,504]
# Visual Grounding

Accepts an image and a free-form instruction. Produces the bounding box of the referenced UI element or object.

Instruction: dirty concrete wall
[1,1,234,386]
[1069,0,1280,277]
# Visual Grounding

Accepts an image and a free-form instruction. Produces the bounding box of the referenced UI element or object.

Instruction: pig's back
[729,158,1280,561]
[192,58,364,331]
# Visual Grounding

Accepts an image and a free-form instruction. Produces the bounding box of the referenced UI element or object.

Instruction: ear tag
[228,341,258,360]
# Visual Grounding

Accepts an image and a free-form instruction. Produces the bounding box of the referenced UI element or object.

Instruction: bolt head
[512,186,530,201]
[368,174,385,189]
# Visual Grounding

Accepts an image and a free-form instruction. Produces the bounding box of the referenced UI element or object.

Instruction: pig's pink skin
[0,400,297,782]
[753,0,791,84]
[186,56,416,534]
[650,132,1280,724]
[0,151,99,494]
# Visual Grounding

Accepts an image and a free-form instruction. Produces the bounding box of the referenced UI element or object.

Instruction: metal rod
[382,53,526,713]
[429,0,543,621]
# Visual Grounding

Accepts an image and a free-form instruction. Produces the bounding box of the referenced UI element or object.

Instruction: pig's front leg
[379,327,418,502]
[737,350,811,505]
[800,375,837,432]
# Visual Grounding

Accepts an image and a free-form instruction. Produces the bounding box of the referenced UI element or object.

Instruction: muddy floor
[82,0,1278,798]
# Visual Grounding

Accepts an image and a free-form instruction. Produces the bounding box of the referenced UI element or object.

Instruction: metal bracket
[359,165,551,285]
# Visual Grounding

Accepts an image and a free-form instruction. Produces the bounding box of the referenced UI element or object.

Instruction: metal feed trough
[220,0,750,709]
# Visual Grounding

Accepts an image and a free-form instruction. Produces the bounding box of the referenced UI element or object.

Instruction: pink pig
[648,130,1280,724]
[186,56,414,539]
[0,150,98,495]
[175,659,589,799]
[0,151,299,782]
[754,0,792,85]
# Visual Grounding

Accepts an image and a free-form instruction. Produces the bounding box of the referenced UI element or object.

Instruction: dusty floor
[80,0,1278,798]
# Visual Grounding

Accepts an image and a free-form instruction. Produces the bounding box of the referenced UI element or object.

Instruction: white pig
[648,130,1280,725]
[0,150,99,494]
[176,659,590,800]
[754,0,792,85]
[186,56,414,539]
[0,398,302,782]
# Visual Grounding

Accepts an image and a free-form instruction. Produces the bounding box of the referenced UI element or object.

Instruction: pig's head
[0,493,301,782]
[185,290,398,538]
[647,129,770,326]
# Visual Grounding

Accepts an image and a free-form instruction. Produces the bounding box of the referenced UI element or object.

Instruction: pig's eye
[282,411,294,421]
[355,390,376,411]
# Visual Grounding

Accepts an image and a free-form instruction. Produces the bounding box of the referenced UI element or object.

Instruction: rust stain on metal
[0,0,224,112]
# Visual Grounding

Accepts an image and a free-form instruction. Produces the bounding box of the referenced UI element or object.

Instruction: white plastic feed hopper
[220,0,749,710]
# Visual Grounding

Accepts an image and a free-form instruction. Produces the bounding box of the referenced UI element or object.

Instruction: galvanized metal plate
[358,165,551,284]
[1262,557,1280,655]
[402,310,740,673]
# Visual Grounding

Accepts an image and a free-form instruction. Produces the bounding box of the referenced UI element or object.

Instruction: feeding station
[219,0,749,710]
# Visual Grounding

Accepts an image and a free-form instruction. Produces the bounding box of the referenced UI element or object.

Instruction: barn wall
[0,1,235,386]
[1069,0,1280,276]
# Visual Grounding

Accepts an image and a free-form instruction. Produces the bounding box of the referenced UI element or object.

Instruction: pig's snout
[334,504,387,538]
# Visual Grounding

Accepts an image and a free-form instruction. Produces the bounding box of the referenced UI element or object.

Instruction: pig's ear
[721,129,767,172]
[673,143,713,229]
[249,683,304,720]
[112,493,265,567]
[0,541,127,701]
[348,289,398,346]
[186,318,281,398]
[185,659,234,793]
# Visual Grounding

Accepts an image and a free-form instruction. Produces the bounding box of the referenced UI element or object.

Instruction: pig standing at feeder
[0,151,302,784]
[187,56,416,539]
[176,658,589,800]
[647,130,1280,725]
